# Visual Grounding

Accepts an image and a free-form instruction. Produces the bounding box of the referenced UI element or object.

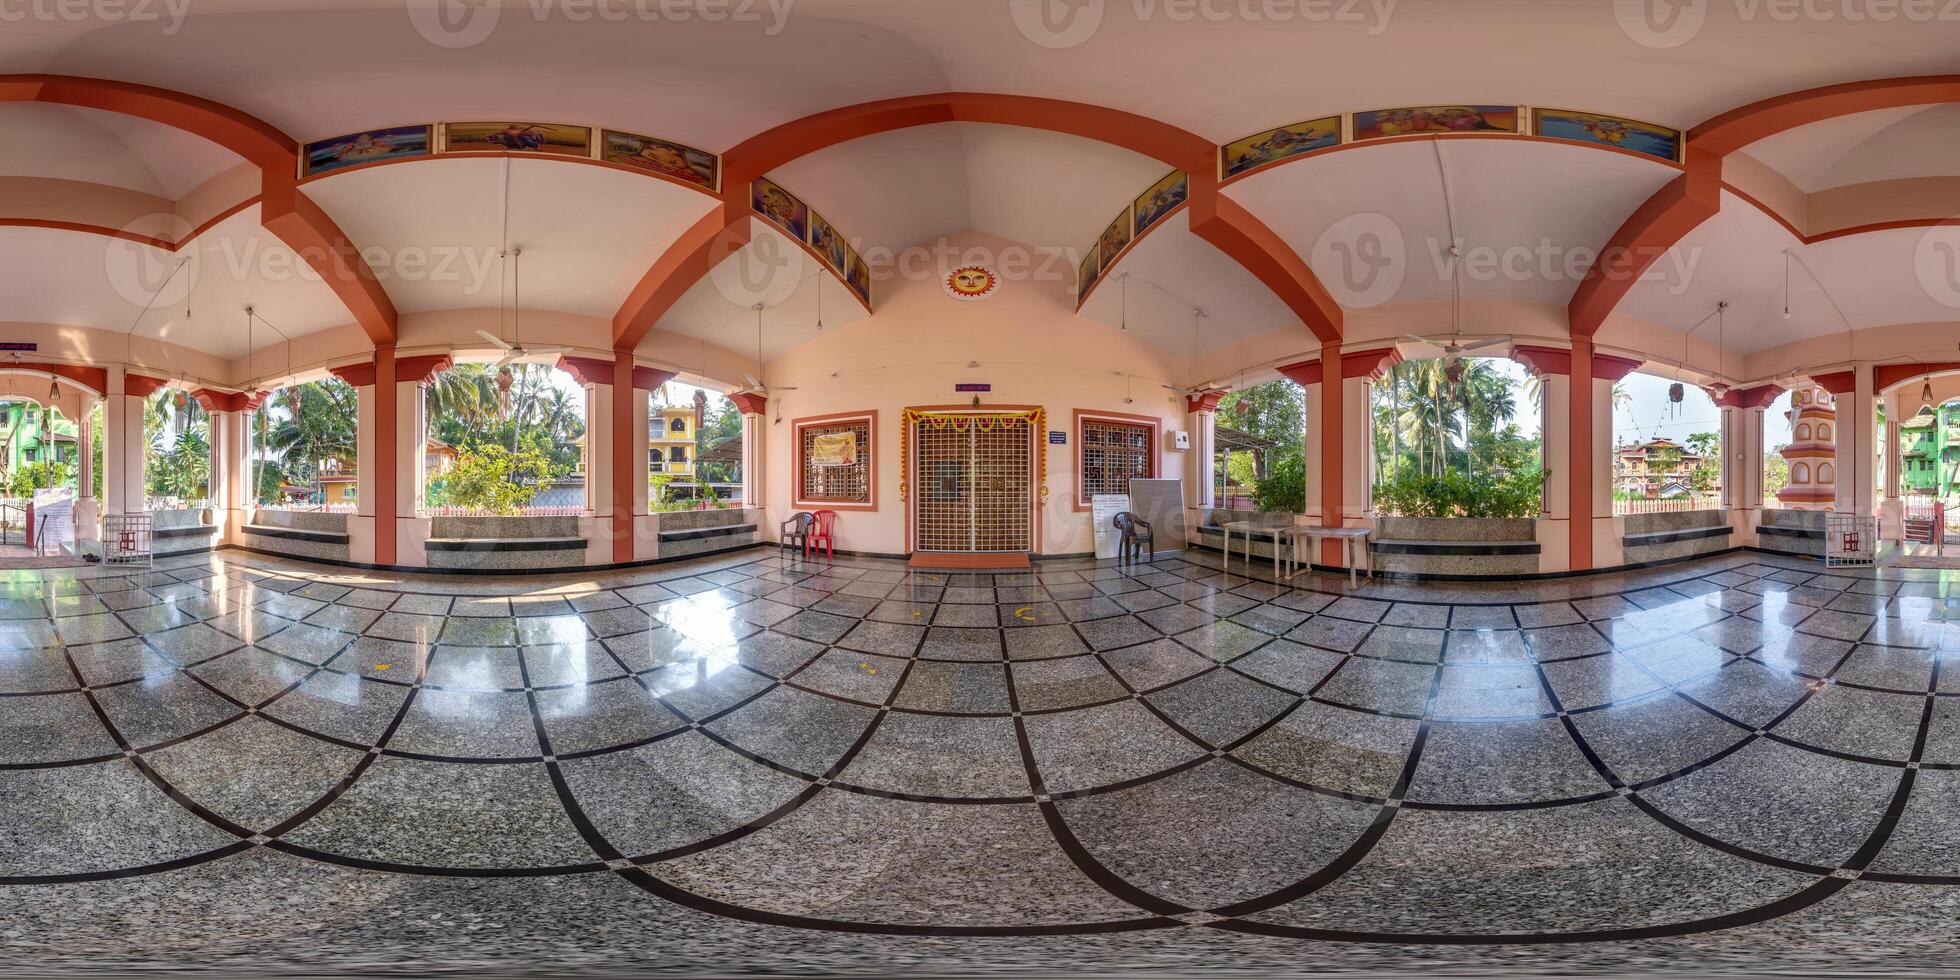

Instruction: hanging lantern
[1234,398,1252,417]
[1444,355,1465,384]
[1668,382,1684,404]
[1923,378,1934,403]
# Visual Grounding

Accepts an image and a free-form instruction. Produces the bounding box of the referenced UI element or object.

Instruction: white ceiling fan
[1401,333,1510,382]
[730,302,799,398]
[477,247,569,373]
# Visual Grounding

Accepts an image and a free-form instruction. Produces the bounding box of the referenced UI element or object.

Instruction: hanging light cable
[1120,274,1128,331]
[1783,251,1793,319]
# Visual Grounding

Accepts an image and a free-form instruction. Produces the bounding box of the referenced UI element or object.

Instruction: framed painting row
[302,123,719,190]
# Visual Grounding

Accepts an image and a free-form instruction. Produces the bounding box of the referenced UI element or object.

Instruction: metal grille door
[913,417,1033,553]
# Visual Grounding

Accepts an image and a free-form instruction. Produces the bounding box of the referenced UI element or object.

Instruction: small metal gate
[913,414,1034,553]
[102,513,153,566]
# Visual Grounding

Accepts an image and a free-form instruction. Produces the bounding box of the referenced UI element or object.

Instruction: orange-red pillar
[374,347,397,566]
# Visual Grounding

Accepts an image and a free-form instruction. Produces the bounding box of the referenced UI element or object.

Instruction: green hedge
[1372,468,1543,519]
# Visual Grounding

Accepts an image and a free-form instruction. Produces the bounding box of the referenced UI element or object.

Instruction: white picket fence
[1613,494,1720,516]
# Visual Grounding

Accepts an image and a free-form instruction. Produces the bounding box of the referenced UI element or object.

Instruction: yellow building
[650,405,695,476]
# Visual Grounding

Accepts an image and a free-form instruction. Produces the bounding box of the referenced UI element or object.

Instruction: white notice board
[1091,494,1130,559]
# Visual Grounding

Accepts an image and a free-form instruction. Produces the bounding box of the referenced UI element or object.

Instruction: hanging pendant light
[1923,374,1934,404]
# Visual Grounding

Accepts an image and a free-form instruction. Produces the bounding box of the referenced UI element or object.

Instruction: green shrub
[6,462,73,498]
[441,447,551,515]
[1251,453,1305,514]
[1372,468,1543,519]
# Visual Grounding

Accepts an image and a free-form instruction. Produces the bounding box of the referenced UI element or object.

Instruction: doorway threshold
[907,552,1031,570]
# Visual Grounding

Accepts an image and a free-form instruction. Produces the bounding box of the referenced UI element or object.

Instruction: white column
[582,380,613,565]
[217,409,251,544]
[1340,375,1370,526]
[72,396,100,549]
[1880,391,1903,539]
[398,380,424,533]
[1185,407,1216,510]
[1835,367,1874,516]
[741,411,766,516]
[1744,406,1767,513]
[1591,374,1621,568]
[102,373,145,516]
[354,384,377,520]
[1536,373,1573,573]
[1718,405,1741,511]
[1884,391,1902,500]
[1301,380,1323,520]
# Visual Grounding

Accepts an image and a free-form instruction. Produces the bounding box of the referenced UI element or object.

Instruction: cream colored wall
[757,232,1186,557]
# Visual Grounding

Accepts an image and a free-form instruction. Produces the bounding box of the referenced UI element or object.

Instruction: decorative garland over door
[898,408,1047,504]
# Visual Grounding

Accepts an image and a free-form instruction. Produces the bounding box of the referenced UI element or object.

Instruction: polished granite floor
[4,545,1960,977]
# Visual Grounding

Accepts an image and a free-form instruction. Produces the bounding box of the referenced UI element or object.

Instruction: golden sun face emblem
[942,265,999,301]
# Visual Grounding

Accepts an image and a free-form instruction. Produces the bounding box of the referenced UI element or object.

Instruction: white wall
[757,232,1188,557]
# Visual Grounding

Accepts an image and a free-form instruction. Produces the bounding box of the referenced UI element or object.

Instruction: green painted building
[1899,404,1960,497]
[0,400,79,488]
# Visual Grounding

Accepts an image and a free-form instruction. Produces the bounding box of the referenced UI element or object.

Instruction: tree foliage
[431,445,552,515]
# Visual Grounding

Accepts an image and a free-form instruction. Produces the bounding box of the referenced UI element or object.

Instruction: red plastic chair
[807,509,839,559]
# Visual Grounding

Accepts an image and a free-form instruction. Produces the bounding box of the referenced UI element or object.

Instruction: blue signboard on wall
[1049,431,1067,444]
[955,383,991,392]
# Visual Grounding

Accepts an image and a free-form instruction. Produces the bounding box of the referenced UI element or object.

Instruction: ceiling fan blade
[771,385,799,391]
[528,346,572,357]
[1458,337,1508,352]
[743,373,762,389]
[476,330,514,351]
[1403,334,1450,347]
[493,350,519,371]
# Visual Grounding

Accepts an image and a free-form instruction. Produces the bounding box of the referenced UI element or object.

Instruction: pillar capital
[123,373,170,398]
[327,361,376,387]
[395,354,453,385]
[729,390,769,416]
[1185,390,1224,414]
[558,355,616,387]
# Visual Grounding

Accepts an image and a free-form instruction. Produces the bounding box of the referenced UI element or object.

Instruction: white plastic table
[1221,520,1294,578]
[1292,526,1373,589]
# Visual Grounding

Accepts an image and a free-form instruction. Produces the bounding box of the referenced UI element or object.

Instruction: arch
[1818,422,1832,442]
[1818,462,1835,483]
[612,92,1341,350]
[0,362,108,397]
[0,74,398,346]
[1571,75,1960,337]
[1796,423,1811,441]
[1792,462,1811,483]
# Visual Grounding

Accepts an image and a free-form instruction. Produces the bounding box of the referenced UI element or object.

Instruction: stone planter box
[425,515,586,570]
[1756,509,1827,557]
[243,509,351,562]
[1622,509,1733,564]
[656,508,761,559]
[151,507,220,557]
[1372,516,1540,577]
